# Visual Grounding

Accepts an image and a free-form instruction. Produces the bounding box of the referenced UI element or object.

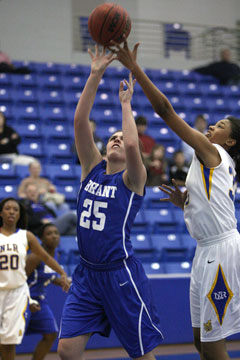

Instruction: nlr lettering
[213,291,227,300]
[108,12,121,32]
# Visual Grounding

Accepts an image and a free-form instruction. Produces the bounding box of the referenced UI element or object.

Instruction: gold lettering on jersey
[84,180,117,198]
[0,244,18,253]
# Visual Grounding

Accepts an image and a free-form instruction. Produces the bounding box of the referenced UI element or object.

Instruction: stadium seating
[1,59,239,274]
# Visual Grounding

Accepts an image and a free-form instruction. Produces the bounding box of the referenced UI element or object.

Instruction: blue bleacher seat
[57,185,78,207]
[151,233,188,262]
[144,186,169,209]
[37,74,63,90]
[145,68,177,82]
[14,104,39,121]
[0,73,12,88]
[60,63,90,77]
[13,123,42,141]
[42,123,71,142]
[14,88,38,105]
[205,98,230,113]
[147,126,175,143]
[131,233,153,251]
[94,92,118,108]
[63,90,81,108]
[15,164,32,179]
[184,96,208,112]
[156,80,180,96]
[145,208,177,233]
[10,74,37,88]
[228,99,240,113]
[172,207,188,233]
[97,125,119,144]
[39,89,64,105]
[59,235,78,253]
[200,83,223,98]
[34,62,61,75]
[0,185,18,200]
[164,24,191,58]
[181,233,196,260]
[0,104,12,118]
[104,66,129,79]
[174,70,198,83]
[63,75,87,91]
[46,142,73,163]
[168,95,186,112]
[44,163,79,185]
[90,108,121,126]
[18,141,44,160]
[142,262,165,275]
[132,209,149,234]
[164,261,192,274]
[178,82,202,97]
[39,106,67,123]
[0,88,12,103]
[0,163,17,185]
[141,111,165,126]
[222,84,240,99]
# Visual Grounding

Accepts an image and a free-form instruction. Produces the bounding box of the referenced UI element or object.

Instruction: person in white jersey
[0,197,70,360]
[112,39,240,360]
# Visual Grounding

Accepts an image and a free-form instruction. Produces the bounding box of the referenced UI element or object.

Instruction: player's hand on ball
[88,45,115,75]
[109,39,140,72]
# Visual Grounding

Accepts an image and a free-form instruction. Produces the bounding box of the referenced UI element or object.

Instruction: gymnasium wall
[0,0,239,69]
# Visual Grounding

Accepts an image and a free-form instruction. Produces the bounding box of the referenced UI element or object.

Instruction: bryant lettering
[108,12,121,33]
[84,180,117,198]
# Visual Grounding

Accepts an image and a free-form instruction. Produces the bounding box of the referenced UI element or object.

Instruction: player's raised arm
[112,41,220,168]
[74,45,115,179]
[120,73,146,195]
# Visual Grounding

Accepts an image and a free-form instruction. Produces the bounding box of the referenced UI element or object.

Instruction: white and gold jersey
[184,144,237,244]
[0,229,28,289]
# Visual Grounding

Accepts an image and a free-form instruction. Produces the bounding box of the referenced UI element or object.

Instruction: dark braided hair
[0,197,28,229]
[227,116,240,182]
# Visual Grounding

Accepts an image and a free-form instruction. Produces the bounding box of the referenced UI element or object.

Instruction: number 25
[80,199,107,231]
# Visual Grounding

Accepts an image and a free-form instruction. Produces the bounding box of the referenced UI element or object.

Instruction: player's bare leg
[32,332,57,360]
[201,339,229,360]
[135,350,156,360]
[58,333,91,360]
[0,344,15,360]
[193,327,205,360]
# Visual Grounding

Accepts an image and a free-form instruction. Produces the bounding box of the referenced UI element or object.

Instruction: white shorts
[0,282,29,344]
[190,230,240,342]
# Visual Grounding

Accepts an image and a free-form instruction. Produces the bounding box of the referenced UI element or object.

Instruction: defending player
[0,198,69,360]
[57,45,163,360]
[112,39,240,360]
[25,223,70,360]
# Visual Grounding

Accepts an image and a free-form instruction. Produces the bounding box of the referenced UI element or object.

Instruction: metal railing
[73,14,240,64]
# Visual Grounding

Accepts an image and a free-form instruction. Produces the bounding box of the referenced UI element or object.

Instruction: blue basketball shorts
[59,256,163,358]
[25,298,58,334]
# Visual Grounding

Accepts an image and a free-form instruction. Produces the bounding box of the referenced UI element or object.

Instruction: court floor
[16,341,240,359]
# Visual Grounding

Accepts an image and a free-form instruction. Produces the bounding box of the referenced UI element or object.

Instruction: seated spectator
[182,114,207,164]
[193,48,240,85]
[20,184,77,236]
[72,119,106,164]
[0,49,30,74]
[169,150,189,186]
[0,111,36,165]
[135,115,156,160]
[18,160,70,216]
[145,144,169,186]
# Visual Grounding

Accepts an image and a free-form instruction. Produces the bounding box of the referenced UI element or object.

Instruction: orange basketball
[88,3,131,47]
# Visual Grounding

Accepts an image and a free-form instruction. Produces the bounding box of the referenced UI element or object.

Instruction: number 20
[80,199,107,231]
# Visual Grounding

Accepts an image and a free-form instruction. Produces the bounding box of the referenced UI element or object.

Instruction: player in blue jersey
[112,40,240,360]
[57,45,163,360]
[25,223,70,360]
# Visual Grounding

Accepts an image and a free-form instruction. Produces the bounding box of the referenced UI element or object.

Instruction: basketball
[88,3,131,47]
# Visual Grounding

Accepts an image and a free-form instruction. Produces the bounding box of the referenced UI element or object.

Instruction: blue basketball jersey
[77,160,144,264]
[27,260,57,299]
